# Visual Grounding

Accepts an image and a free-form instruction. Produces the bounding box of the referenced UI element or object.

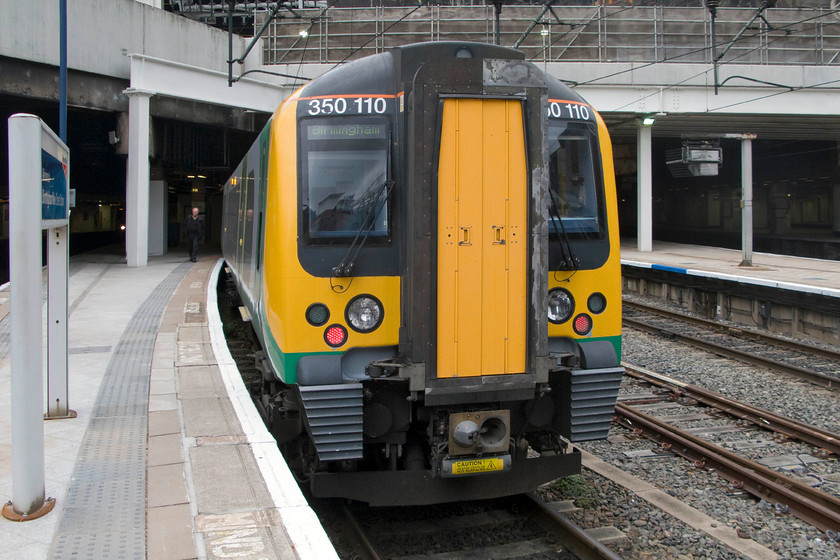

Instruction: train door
[436,98,528,378]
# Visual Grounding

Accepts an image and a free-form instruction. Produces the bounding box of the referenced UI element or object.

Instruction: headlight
[345,295,383,333]
[547,288,574,324]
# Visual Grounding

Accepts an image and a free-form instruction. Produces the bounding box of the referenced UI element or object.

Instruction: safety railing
[257,4,840,67]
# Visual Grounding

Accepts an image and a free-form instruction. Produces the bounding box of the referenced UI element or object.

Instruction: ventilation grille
[560,366,623,442]
[299,384,364,461]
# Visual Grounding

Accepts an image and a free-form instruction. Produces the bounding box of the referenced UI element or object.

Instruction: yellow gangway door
[437,98,527,378]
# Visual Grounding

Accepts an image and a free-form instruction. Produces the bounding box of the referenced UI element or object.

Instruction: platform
[620,240,840,345]
[621,240,840,299]
[0,249,338,560]
[4,242,839,559]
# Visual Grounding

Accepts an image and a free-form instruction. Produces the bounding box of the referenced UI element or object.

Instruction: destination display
[307,122,387,140]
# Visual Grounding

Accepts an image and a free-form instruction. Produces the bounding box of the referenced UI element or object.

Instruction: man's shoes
[190,258,196,262]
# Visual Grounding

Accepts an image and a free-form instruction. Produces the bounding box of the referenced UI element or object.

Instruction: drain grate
[48,263,191,560]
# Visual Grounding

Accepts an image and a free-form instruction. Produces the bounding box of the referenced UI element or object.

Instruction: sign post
[42,126,73,420]
[2,114,71,521]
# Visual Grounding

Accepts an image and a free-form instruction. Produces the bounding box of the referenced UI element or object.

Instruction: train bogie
[222,41,623,506]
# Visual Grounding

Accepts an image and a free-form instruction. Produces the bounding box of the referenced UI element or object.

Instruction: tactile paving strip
[49,263,191,560]
[0,260,111,361]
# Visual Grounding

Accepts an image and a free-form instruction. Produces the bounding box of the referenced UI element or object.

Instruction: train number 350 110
[306,96,389,116]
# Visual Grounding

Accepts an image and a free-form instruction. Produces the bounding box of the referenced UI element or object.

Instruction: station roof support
[122,55,293,267]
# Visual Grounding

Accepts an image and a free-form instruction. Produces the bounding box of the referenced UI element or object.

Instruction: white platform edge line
[621,259,840,299]
[205,258,340,560]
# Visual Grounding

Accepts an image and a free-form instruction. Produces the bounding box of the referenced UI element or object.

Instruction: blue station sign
[40,125,70,228]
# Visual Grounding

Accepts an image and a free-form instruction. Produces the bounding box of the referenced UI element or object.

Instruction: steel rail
[623,363,840,457]
[341,503,382,560]
[523,493,626,560]
[614,402,840,533]
[623,315,840,389]
[623,300,840,363]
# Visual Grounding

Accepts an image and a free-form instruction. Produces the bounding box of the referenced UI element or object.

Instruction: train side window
[300,117,391,244]
[547,122,605,239]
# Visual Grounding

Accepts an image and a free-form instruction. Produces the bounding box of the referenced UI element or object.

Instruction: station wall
[0,0,253,81]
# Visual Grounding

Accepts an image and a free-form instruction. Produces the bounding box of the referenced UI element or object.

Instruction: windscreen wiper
[548,189,580,271]
[332,179,394,278]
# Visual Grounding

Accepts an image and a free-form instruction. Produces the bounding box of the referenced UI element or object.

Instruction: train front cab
[274,44,625,506]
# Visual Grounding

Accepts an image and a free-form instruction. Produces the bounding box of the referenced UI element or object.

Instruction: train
[221,41,623,506]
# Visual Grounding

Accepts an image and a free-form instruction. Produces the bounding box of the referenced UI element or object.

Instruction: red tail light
[573,314,592,336]
[324,324,348,347]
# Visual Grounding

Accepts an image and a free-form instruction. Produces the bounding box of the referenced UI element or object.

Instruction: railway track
[623,300,840,388]
[614,364,840,534]
[221,270,629,559]
[622,364,840,457]
[339,494,626,560]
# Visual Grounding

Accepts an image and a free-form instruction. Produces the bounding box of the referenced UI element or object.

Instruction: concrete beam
[546,62,840,116]
[0,56,129,112]
[129,55,294,113]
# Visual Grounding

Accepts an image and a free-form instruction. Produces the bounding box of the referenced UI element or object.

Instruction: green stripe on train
[262,333,622,386]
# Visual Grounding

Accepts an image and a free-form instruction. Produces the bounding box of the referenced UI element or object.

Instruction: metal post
[59,0,67,141]
[3,115,54,520]
[706,0,719,95]
[492,1,503,46]
[47,225,73,418]
[740,137,754,266]
[637,121,653,252]
[228,0,234,86]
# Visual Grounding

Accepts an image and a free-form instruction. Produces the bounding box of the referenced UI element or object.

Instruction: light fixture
[345,295,384,333]
[547,288,574,324]
[299,29,309,38]
[642,116,656,126]
[324,324,348,348]
[540,27,549,37]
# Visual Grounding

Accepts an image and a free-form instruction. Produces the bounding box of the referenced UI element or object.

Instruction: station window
[300,117,391,244]
[547,122,605,239]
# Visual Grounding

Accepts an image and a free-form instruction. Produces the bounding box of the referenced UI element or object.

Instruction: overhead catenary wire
[332,0,432,68]
[564,5,840,88]
[236,2,840,118]
[579,8,840,117]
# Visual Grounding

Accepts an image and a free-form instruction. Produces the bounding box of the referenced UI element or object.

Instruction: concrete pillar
[125,89,153,267]
[833,184,840,235]
[740,138,754,266]
[637,122,653,251]
[148,180,167,256]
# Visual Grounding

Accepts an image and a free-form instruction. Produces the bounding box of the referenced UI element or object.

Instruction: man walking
[183,207,204,262]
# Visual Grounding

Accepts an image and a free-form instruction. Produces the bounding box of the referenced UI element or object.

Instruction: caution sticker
[450,457,505,475]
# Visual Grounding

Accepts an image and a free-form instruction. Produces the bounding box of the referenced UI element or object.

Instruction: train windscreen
[300,118,390,243]
[547,122,605,239]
